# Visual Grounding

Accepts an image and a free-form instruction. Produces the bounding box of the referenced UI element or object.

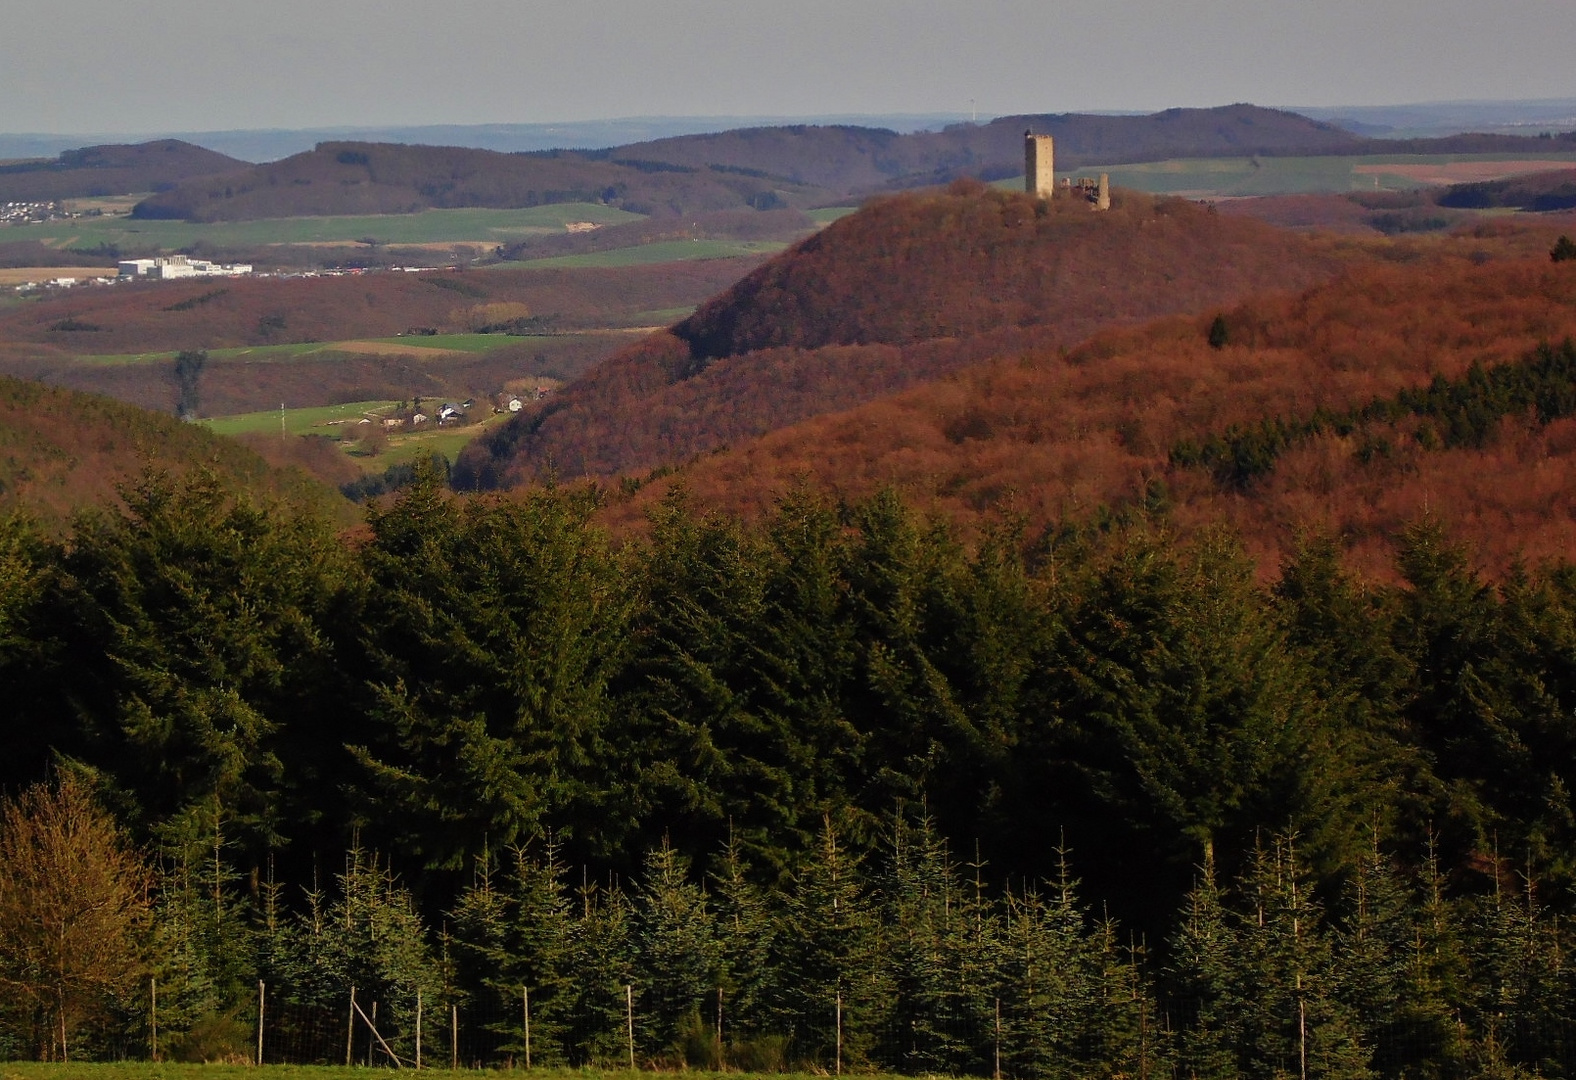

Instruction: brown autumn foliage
[0,374,350,530]
[674,183,1342,357]
[455,183,1353,487]
[0,777,151,1061]
[1217,194,1393,234]
[608,251,1576,578]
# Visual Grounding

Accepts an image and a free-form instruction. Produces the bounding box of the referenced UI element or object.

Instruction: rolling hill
[452,182,1350,488]
[122,105,1576,224]
[129,140,832,223]
[0,140,246,202]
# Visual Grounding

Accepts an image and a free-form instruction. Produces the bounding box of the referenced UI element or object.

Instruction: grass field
[3,205,646,253]
[200,400,397,438]
[74,335,524,367]
[491,240,787,270]
[201,400,503,473]
[0,1066,856,1080]
[1052,151,1576,197]
[806,206,858,224]
[627,307,696,325]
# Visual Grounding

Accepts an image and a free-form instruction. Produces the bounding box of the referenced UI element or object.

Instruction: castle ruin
[1025,130,1110,210]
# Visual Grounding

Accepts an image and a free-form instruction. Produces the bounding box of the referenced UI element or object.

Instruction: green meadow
[805,206,858,224]
[199,400,397,438]
[200,399,505,473]
[9,205,645,252]
[73,335,522,367]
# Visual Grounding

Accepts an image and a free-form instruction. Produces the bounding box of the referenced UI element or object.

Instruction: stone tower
[1025,131,1055,198]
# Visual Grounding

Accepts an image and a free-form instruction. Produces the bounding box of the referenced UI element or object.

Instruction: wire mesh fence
[180,978,1576,1077]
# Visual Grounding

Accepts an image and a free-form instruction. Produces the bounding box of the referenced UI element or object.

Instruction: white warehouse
[118,255,253,280]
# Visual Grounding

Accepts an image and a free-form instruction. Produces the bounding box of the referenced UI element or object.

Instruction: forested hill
[452,183,1343,487]
[0,374,351,530]
[0,139,245,202]
[613,236,1576,578]
[129,140,833,222]
[125,104,1576,221]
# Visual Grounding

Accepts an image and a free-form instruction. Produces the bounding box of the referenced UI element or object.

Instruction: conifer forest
[8,466,1576,1077]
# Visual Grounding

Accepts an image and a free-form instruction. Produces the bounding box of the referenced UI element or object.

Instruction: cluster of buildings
[1,201,68,224]
[117,255,253,280]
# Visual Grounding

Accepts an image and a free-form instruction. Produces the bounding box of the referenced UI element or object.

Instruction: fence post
[451,1003,458,1071]
[1297,972,1308,1080]
[346,987,357,1067]
[256,980,266,1066]
[835,991,842,1078]
[994,997,1001,1080]
[716,987,724,1066]
[416,989,423,1070]
[626,984,635,1071]
[150,977,158,1063]
[523,986,531,1069]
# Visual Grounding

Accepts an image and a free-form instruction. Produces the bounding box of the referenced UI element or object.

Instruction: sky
[3,0,1574,135]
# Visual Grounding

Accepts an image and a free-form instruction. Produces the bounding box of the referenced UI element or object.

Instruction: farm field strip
[492,239,788,269]
[0,204,645,251]
[73,334,526,366]
[0,266,116,285]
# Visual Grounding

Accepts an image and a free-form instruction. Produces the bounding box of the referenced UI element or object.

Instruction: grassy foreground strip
[0,1068,862,1080]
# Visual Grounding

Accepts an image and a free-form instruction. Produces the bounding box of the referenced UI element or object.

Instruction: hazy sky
[4,0,1574,134]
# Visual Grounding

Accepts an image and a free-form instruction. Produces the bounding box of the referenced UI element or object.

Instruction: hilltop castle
[1024,131,1110,210]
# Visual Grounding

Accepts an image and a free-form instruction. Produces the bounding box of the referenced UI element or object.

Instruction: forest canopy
[7,463,1576,1072]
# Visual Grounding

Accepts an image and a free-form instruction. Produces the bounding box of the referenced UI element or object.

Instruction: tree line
[6,467,1576,1068]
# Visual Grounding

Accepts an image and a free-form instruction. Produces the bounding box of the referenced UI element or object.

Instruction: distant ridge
[13,104,1576,220]
[130,104,1576,224]
[0,115,973,165]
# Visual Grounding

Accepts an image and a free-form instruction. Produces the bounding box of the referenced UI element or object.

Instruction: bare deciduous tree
[0,776,151,1060]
